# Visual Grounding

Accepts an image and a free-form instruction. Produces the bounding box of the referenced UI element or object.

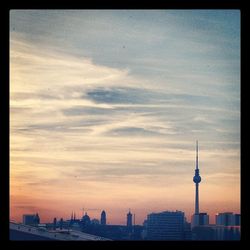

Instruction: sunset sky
[10,10,240,225]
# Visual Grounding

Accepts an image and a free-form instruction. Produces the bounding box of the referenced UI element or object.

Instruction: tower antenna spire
[196,140,198,170]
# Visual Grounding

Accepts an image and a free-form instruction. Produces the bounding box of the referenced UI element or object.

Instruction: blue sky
[10,10,240,224]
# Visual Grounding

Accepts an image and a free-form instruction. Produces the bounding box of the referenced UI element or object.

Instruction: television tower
[193,140,201,214]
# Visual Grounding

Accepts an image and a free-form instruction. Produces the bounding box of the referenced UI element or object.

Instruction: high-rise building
[127,210,132,228]
[216,212,241,226]
[145,211,186,240]
[101,210,106,225]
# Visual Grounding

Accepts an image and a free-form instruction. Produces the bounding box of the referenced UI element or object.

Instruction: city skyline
[10,10,240,225]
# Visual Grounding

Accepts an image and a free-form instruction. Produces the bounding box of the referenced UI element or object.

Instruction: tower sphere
[193,175,201,183]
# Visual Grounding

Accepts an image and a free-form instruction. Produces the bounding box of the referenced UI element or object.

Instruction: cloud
[62,106,114,116]
[85,87,153,104]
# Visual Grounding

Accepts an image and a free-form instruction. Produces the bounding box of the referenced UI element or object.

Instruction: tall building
[100,210,106,225]
[146,211,186,240]
[216,212,241,226]
[127,210,132,228]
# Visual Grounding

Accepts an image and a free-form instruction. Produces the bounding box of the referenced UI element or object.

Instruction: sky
[10,10,240,225]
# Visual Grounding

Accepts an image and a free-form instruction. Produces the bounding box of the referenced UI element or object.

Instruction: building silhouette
[192,212,209,227]
[81,212,91,226]
[127,209,132,228]
[145,210,188,240]
[216,212,241,226]
[53,218,57,230]
[23,213,40,226]
[91,218,100,225]
[192,224,240,240]
[234,214,241,226]
[70,211,76,222]
[59,218,63,230]
[101,210,106,225]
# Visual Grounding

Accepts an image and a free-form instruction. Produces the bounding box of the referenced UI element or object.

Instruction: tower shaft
[195,140,199,214]
[195,183,199,214]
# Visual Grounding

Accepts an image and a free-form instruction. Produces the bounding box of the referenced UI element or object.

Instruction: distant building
[35,213,40,224]
[191,212,209,228]
[216,212,241,226]
[81,213,91,225]
[145,210,186,240]
[192,225,215,240]
[184,221,192,240]
[234,214,241,226]
[70,212,77,222]
[141,219,148,240]
[192,225,240,240]
[127,210,132,228]
[23,213,40,226]
[91,219,100,225]
[59,218,63,230]
[100,210,106,225]
[53,218,57,230]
